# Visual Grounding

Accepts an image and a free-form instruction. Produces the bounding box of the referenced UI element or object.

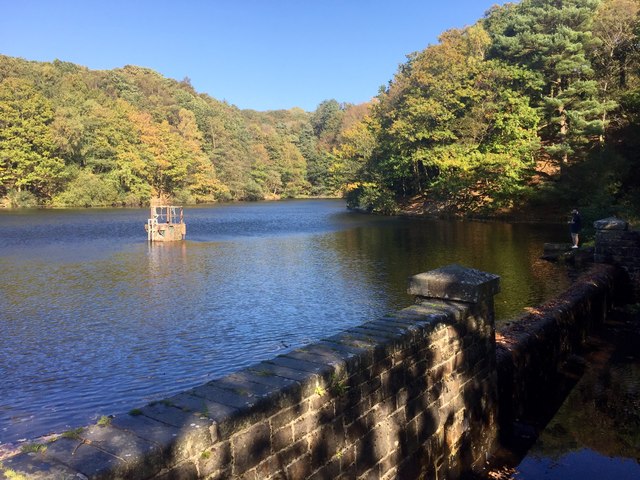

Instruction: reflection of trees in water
[531,316,640,461]
[327,218,571,322]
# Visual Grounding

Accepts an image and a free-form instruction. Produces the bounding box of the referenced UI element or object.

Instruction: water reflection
[328,218,569,320]
[0,200,571,443]
[513,310,640,479]
[516,449,640,480]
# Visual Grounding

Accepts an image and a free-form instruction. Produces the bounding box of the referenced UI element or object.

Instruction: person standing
[570,209,582,248]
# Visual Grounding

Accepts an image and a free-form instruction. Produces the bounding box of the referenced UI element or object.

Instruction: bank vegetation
[1,0,640,224]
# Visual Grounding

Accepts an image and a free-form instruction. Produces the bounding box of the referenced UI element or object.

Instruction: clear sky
[0,0,511,112]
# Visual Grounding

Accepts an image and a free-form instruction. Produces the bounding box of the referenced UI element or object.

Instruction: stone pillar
[408,264,501,476]
[594,217,640,301]
[409,264,500,313]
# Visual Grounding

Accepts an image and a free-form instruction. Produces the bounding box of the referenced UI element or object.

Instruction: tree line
[0,56,364,207]
[2,0,640,221]
[343,0,640,220]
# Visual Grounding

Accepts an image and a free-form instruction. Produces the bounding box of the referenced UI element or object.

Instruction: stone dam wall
[2,224,633,479]
[594,217,640,301]
[495,263,622,438]
[2,265,502,480]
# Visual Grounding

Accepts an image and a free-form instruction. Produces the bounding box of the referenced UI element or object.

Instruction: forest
[0,58,362,208]
[1,0,640,222]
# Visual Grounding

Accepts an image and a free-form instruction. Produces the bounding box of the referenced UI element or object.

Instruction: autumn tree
[356,24,541,212]
[331,108,376,193]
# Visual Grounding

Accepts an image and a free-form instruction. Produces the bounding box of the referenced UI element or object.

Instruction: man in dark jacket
[570,209,582,248]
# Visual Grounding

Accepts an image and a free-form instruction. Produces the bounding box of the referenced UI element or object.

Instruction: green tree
[370,25,492,194]
[295,123,328,195]
[0,77,65,201]
[53,168,120,207]
[589,0,640,141]
[366,23,541,210]
[311,99,344,149]
[250,142,281,198]
[129,109,191,197]
[487,0,606,167]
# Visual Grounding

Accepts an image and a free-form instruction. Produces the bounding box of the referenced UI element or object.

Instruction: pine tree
[487,0,606,167]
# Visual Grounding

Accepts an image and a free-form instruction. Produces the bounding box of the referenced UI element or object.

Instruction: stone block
[308,455,342,480]
[593,217,629,230]
[408,264,500,303]
[0,452,80,480]
[211,374,278,400]
[363,318,417,337]
[382,310,435,328]
[323,332,379,358]
[285,346,348,369]
[378,448,403,479]
[336,331,393,359]
[285,453,313,479]
[354,425,395,475]
[80,423,164,477]
[166,391,238,424]
[154,460,199,480]
[270,402,309,430]
[267,354,333,380]
[254,454,284,479]
[349,324,398,343]
[42,437,128,479]
[410,302,469,323]
[235,467,258,480]
[275,438,309,468]
[225,369,301,394]
[188,383,260,412]
[248,360,315,383]
[309,422,345,469]
[316,338,375,368]
[272,423,294,452]
[231,422,271,475]
[135,401,215,460]
[380,364,407,395]
[197,440,231,479]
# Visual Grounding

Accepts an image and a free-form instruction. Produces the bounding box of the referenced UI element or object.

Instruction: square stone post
[594,217,640,301]
[409,264,500,345]
[408,264,501,475]
[594,217,630,264]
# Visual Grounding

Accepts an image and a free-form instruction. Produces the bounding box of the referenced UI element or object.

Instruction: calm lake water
[512,310,640,480]
[0,199,571,443]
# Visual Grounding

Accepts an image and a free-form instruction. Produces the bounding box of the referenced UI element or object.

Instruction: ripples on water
[0,200,571,443]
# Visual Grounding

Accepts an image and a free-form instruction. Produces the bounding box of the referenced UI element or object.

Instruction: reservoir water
[0,199,571,444]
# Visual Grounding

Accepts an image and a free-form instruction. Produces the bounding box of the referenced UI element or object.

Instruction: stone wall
[594,217,640,301]
[2,265,500,480]
[4,260,625,480]
[495,263,622,437]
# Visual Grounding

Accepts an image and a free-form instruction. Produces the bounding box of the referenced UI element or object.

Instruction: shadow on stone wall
[494,264,623,459]
[1,265,501,479]
[2,262,623,479]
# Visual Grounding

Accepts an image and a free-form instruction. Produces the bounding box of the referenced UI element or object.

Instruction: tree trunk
[600,79,609,145]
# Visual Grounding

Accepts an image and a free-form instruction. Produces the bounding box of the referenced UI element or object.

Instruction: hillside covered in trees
[2,0,640,222]
[343,0,640,220]
[0,55,363,207]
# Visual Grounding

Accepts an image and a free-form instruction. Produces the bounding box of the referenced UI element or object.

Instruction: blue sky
[1,1,511,111]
